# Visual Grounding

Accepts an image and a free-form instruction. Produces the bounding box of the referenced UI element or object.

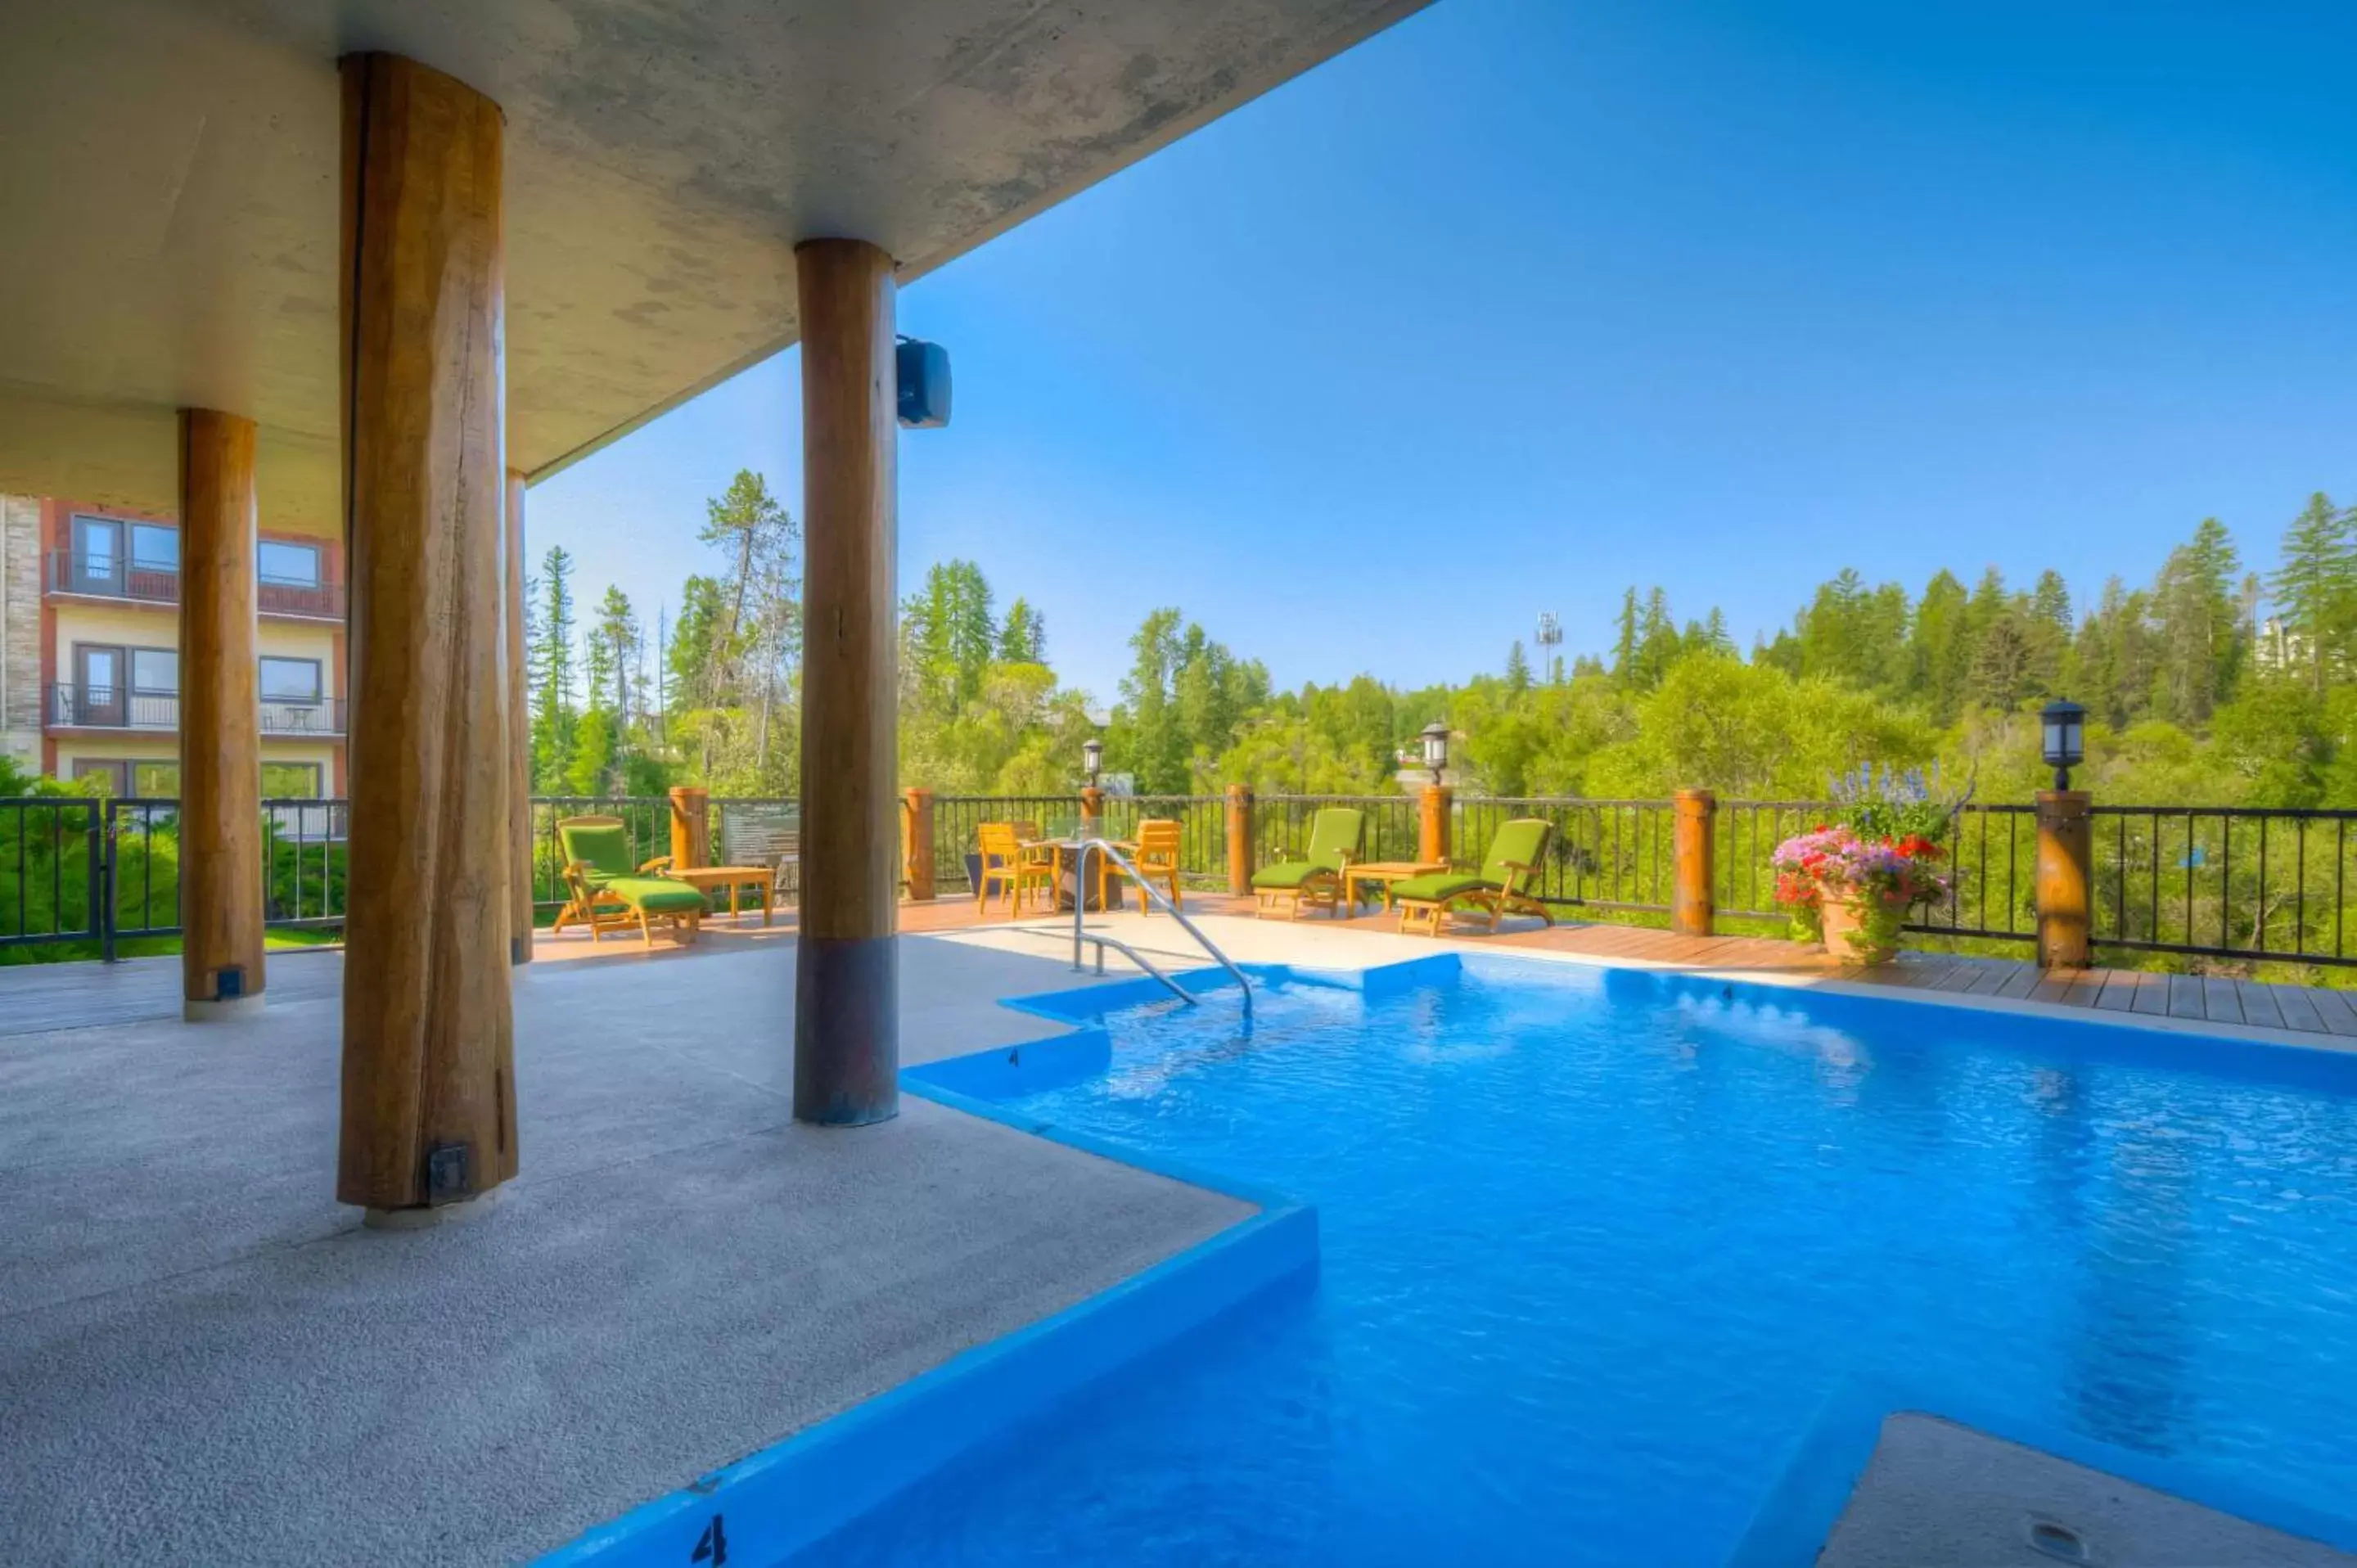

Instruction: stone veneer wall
[0,494,38,766]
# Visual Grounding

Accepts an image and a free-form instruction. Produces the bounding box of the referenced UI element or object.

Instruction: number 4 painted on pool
[690,1514,727,1565]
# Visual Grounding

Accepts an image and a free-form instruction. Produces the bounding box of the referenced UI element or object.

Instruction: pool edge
[532,1070,1316,1568]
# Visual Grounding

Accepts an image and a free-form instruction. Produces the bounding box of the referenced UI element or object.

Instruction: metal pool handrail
[1075,836,1253,1018]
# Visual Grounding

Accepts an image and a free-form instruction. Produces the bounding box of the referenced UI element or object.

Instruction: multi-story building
[0,493,345,796]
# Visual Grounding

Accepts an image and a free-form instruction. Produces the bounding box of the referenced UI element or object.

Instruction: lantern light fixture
[2041,699,2086,791]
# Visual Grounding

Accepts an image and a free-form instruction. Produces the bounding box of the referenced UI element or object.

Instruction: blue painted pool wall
[1594,962,2357,1094]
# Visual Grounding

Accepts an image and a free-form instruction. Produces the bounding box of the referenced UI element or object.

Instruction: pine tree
[1611,588,1639,685]
[2269,492,2354,694]
[2151,518,2243,723]
[1505,640,1532,693]
[998,597,1046,664]
[530,546,579,790]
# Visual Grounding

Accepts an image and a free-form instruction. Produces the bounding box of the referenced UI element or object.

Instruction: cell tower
[1535,611,1564,683]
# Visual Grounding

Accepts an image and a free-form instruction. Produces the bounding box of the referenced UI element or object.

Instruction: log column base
[363,1187,506,1231]
[184,993,267,1023]
[794,935,899,1125]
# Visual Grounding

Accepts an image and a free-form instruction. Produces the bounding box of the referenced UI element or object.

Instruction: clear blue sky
[531,0,2357,706]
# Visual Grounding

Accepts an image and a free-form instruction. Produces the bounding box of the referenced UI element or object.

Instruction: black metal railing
[0,796,349,955]
[931,795,1084,894]
[1253,793,1420,874]
[1904,804,2039,943]
[50,683,179,729]
[1714,800,1826,921]
[1455,797,1677,912]
[259,698,346,737]
[49,685,345,736]
[1102,795,1228,885]
[46,550,345,619]
[2091,806,2357,967]
[46,550,179,606]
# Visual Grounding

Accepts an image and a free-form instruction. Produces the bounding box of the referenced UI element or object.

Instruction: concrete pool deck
[0,936,1251,1566]
[5,897,2350,1565]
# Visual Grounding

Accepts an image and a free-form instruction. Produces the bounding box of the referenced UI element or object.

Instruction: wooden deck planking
[2306,986,2357,1037]
[2092,969,2143,1012]
[2235,979,2287,1031]
[2166,974,2207,1019]
[2268,982,2326,1034]
[2202,975,2245,1025]
[2131,971,2175,1016]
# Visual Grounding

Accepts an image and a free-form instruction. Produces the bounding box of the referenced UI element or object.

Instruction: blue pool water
[817,957,2357,1566]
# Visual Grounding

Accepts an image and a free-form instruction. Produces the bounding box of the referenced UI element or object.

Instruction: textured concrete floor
[0,937,1251,1566]
[1823,1413,2357,1567]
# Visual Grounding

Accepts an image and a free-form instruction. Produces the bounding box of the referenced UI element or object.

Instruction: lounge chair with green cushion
[555,814,706,949]
[1390,817,1555,937]
[1251,806,1364,919]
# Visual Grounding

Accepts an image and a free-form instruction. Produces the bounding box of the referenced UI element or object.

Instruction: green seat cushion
[1389,873,1494,904]
[560,822,636,885]
[602,876,707,914]
[1251,861,1336,890]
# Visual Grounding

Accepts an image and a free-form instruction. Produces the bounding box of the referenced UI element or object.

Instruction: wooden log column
[2035,788,2093,970]
[1225,784,1255,895]
[669,786,710,870]
[903,788,935,902]
[1419,785,1453,867]
[1671,789,1715,938]
[178,409,267,1019]
[336,53,517,1218]
[507,471,533,965]
[793,238,899,1127]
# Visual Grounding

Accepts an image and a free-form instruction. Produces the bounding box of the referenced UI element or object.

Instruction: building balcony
[48,684,346,737]
[45,551,347,620]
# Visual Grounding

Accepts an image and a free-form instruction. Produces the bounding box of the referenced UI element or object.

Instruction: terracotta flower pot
[1819,890,1898,966]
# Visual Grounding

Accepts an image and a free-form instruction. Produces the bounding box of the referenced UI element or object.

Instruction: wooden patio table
[667,864,777,926]
[1343,859,1451,913]
[1023,838,1137,912]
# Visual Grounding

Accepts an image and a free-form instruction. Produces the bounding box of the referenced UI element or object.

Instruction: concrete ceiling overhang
[0,0,1426,525]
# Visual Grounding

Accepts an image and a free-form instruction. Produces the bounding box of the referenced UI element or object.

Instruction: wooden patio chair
[1106,818,1183,913]
[1251,806,1363,919]
[976,822,1054,917]
[554,815,705,950]
[1391,818,1556,937]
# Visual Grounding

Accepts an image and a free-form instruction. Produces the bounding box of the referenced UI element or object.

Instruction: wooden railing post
[1419,784,1452,867]
[904,787,935,901]
[1672,789,1715,938]
[1225,783,1254,895]
[1079,784,1105,839]
[669,786,710,871]
[2036,788,2093,969]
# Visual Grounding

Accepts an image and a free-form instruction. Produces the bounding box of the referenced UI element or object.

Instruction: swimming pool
[819,954,2357,1565]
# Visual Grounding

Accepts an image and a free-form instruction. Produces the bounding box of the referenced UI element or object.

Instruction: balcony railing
[49,684,345,737]
[46,551,346,619]
[260,698,346,737]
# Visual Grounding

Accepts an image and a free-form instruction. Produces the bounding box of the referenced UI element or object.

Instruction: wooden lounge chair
[1103,818,1183,912]
[554,815,706,949]
[976,822,1054,917]
[1391,818,1555,937]
[1251,806,1363,919]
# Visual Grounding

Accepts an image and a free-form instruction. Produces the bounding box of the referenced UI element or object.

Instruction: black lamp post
[2041,699,2085,791]
[1082,737,1103,789]
[1419,721,1450,786]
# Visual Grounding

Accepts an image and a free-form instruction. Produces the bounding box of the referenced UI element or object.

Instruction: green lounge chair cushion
[1479,818,1552,885]
[1251,861,1336,890]
[601,876,707,914]
[1251,807,1366,890]
[1389,872,1494,905]
[560,822,635,885]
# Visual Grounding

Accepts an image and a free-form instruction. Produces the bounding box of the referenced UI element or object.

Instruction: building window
[261,762,322,798]
[130,524,179,574]
[130,648,178,695]
[258,540,321,586]
[72,759,128,795]
[133,761,180,797]
[259,657,322,704]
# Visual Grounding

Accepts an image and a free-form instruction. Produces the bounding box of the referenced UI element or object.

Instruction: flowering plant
[1771,822,1951,956]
